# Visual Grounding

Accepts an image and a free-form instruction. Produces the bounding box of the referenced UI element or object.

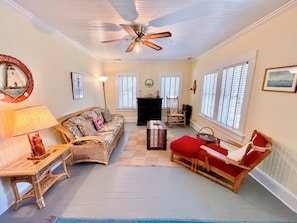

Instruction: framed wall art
[262,65,297,93]
[71,72,84,99]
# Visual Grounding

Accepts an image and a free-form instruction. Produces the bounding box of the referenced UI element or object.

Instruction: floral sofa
[56,106,124,165]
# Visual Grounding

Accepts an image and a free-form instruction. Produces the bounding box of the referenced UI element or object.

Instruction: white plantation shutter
[160,75,181,108]
[118,74,138,109]
[217,62,248,129]
[201,72,218,119]
[199,51,256,139]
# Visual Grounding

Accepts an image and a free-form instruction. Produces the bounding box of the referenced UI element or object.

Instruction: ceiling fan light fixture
[103,23,171,52]
[135,42,141,52]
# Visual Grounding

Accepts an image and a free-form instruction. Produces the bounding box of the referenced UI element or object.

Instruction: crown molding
[195,0,297,60]
[2,0,103,62]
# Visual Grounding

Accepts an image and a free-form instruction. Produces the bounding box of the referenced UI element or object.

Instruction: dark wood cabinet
[137,98,162,125]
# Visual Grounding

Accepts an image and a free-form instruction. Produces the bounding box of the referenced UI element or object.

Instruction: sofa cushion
[81,110,99,120]
[78,119,97,136]
[170,136,207,158]
[62,116,86,139]
[101,109,112,122]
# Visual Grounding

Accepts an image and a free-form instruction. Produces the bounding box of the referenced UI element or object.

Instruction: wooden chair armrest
[216,136,242,148]
[200,145,250,170]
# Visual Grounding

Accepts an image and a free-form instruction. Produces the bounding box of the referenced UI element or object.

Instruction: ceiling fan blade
[143,32,172,39]
[142,40,162,51]
[120,24,137,38]
[108,0,138,22]
[126,42,137,52]
[101,37,130,43]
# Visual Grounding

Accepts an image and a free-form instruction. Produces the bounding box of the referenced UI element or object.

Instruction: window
[117,73,138,109]
[200,52,256,140]
[160,74,182,108]
[200,72,218,119]
[217,62,248,129]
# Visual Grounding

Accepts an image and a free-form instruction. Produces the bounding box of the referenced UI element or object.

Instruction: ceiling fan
[101,24,172,52]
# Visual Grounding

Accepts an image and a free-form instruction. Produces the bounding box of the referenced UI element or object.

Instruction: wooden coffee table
[146,120,167,150]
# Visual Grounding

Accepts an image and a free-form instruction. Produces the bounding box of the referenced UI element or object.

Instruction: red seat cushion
[198,144,242,177]
[170,136,207,158]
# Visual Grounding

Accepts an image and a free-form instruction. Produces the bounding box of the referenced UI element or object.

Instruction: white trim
[2,0,102,61]
[250,168,297,213]
[194,0,297,60]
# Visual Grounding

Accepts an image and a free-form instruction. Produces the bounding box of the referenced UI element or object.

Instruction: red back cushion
[252,133,267,147]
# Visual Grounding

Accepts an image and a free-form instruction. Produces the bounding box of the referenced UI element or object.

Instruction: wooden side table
[0,144,72,210]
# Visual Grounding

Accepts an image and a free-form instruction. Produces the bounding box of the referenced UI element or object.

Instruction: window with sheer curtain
[200,52,256,139]
[117,73,138,109]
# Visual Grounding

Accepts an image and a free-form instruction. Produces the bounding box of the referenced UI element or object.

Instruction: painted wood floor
[0,123,297,223]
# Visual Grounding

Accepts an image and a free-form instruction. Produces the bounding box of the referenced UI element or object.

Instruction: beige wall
[103,60,191,119]
[190,6,297,197]
[0,3,104,213]
[0,0,297,214]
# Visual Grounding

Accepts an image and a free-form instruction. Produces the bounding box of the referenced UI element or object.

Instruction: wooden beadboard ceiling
[5,0,297,61]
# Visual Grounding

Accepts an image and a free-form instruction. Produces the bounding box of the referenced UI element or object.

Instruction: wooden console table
[0,144,71,210]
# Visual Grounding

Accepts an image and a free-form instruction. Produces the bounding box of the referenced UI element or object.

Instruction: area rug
[46,216,296,223]
[116,130,181,167]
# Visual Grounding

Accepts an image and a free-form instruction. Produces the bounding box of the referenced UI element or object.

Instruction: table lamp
[12,105,59,160]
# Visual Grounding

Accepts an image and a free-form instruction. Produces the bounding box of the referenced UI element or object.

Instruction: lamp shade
[12,105,58,137]
[98,76,108,82]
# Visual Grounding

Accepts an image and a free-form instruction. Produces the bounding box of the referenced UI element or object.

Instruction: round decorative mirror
[0,54,34,103]
[145,79,154,88]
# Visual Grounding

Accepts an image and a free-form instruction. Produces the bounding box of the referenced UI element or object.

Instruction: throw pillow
[93,117,104,131]
[77,120,97,136]
[101,109,112,122]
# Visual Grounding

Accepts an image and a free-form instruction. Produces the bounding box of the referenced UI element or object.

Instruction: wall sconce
[12,105,58,160]
[189,80,197,94]
[99,76,108,108]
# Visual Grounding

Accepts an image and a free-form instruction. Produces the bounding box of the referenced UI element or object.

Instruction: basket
[196,127,216,143]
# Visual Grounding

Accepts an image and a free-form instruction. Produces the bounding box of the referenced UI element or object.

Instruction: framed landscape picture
[262,65,297,93]
[71,72,84,99]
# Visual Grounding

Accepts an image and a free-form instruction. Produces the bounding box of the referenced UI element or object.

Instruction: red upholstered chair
[195,130,273,193]
[170,136,207,171]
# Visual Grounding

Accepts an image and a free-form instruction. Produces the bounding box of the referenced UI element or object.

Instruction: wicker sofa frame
[56,107,124,165]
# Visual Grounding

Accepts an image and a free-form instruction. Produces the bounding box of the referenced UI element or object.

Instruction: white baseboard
[250,168,297,213]
[123,117,137,123]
